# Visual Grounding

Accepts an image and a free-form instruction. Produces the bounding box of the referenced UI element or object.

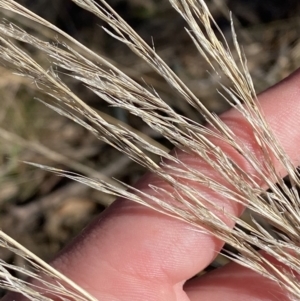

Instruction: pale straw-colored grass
[0,0,299,300]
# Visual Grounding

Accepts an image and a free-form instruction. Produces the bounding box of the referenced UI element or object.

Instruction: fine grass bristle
[0,0,300,300]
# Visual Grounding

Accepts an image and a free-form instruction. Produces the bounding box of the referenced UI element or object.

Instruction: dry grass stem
[0,230,98,301]
[0,0,299,300]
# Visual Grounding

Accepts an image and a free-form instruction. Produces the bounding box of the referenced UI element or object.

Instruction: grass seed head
[0,0,299,300]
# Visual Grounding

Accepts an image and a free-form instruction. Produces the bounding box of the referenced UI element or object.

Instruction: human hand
[4,69,300,301]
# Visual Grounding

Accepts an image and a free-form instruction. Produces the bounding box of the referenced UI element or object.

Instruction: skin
[4,68,300,301]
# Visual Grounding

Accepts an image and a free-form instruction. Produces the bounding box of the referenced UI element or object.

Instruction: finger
[4,69,300,301]
[185,256,292,301]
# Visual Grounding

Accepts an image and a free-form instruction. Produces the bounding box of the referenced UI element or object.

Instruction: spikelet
[0,0,299,300]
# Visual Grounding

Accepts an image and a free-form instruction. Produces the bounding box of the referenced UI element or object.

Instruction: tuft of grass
[0,0,300,300]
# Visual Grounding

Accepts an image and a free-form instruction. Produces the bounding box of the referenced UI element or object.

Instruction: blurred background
[0,0,300,294]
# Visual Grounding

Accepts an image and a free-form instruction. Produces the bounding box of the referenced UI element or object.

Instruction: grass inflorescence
[0,0,300,300]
